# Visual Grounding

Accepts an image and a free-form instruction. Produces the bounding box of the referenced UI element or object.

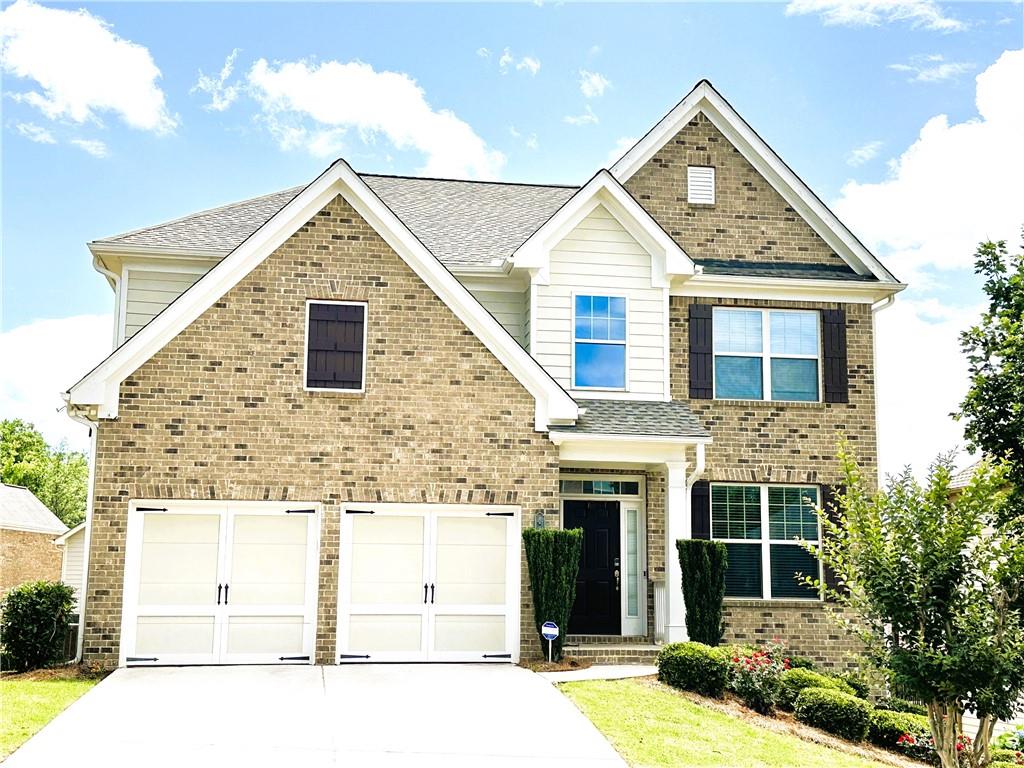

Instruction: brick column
[664,460,690,643]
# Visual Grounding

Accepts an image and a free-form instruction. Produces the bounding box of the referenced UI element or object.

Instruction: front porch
[549,399,711,658]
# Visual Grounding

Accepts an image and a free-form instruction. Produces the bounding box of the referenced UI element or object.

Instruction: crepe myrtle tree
[806,441,1024,768]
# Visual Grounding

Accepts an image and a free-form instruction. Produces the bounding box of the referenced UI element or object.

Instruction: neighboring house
[64,80,904,670]
[0,484,67,598]
[54,522,86,613]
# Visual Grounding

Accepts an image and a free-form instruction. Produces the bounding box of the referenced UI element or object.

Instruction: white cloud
[785,0,966,31]
[0,314,113,453]
[476,47,491,59]
[846,140,883,166]
[563,105,598,126]
[497,47,540,76]
[0,0,176,133]
[606,136,636,165]
[588,45,602,57]
[888,53,974,83]
[833,50,1023,277]
[192,48,242,112]
[246,58,505,179]
[579,69,611,98]
[875,297,980,478]
[15,121,54,143]
[525,134,538,151]
[70,138,109,158]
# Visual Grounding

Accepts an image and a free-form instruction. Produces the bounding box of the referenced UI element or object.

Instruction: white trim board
[65,160,578,430]
[610,80,901,286]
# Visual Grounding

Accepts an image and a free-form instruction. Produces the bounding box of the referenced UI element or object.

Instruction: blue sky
[1,0,1022,475]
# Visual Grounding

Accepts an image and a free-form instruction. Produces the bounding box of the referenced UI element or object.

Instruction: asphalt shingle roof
[696,258,876,282]
[0,483,68,535]
[552,399,710,440]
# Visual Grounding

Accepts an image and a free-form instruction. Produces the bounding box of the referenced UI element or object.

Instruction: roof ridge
[93,186,305,245]
[360,172,579,190]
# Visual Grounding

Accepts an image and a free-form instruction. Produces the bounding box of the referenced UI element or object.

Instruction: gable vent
[687,166,715,205]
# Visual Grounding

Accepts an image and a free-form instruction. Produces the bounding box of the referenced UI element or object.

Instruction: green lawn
[0,673,100,759]
[560,678,892,768]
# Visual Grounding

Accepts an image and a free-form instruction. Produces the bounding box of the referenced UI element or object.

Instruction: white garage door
[337,504,520,663]
[120,501,320,666]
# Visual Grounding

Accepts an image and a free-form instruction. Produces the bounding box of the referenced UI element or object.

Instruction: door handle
[217,584,222,605]
[430,584,435,604]
[423,583,428,604]
[224,584,229,605]
[614,570,620,592]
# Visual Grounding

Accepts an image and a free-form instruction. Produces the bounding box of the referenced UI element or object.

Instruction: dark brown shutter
[689,303,713,399]
[820,484,846,597]
[691,480,711,539]
[822,309,849,404]
[306,302,366,390]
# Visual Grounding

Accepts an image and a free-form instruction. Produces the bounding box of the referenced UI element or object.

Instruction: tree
[957,235,1024,521]
[0,419,88,527]
[812,441,1024,768]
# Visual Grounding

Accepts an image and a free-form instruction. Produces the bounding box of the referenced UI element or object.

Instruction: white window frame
[303,299,369,394]
[710,483,823,601]
[687,166,716,205]
[570,291,629,392]
[711,307,822,403]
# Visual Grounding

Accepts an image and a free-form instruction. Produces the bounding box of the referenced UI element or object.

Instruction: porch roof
[553,399,710,441]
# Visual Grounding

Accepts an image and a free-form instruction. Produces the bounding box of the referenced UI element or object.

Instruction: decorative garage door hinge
[136,507,168,512]
[285,508,316,514]
[482,654,512,659]
[345,509,375,515]
[485,512,514,517]
[126,656,159,663]
[278,655,311,661]
[338,654,371,659]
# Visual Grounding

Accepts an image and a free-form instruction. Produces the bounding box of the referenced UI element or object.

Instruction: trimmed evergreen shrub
[794,686,873,742]
[0,580,75,672]
[867,708,930,748]
[657,641,729,698]
[676,539,727,645]
[522,528,583,660]
[876,696,928,716]
[778,667,856,710]
[838,672,871,700]
[788,656,816,670]
[991,748,1024,763]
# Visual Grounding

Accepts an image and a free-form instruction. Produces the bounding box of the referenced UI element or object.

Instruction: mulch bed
[519,655,594,673]
[0,664,107,683]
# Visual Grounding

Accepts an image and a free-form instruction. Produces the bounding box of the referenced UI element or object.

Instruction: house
[63,80,904,669]
[55,522,86,611]
[0,483,67,598]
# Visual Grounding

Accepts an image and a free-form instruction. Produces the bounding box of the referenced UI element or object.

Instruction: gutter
[686,442,706,488]
[61,398,98,665]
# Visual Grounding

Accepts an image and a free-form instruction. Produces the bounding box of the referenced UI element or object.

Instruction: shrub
[657,641,729,698]
[522,528,583,660]
[839,672,871,700]
[0,580,75,672]
[778,667,855,710]
[867,708,930,748]
[727,643,787,714]
[794,686,873,742]
[991,748,1024,764]
[676,539,727,645]
[789,655,816,670]
[877,696,927,716]
[996,729,1024,751]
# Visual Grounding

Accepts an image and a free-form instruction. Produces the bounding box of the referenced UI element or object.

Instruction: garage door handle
[217,584,222,605]
[224,584,229,605]
[430,584,435,603]
[423,583,428,604]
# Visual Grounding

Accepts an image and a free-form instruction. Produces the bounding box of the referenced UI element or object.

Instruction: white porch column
[665,459,691,643]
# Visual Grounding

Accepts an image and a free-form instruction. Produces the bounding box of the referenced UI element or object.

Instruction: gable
[67,160,577,428]
[625,112,849,270]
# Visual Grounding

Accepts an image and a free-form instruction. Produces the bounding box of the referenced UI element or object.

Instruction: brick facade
[0,528,63,598]
[83,195,559,668]
[624,113,849,269]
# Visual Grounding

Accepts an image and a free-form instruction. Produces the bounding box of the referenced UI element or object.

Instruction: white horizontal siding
[534,204,667,398]
[123,269,205,340]
[61,530,85,610]
[469,288,528,347]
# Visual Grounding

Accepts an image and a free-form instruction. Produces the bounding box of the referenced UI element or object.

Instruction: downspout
[62,398,98,665]
[686,442,706,488]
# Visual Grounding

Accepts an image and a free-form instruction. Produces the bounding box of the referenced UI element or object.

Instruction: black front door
[564,500,621,635]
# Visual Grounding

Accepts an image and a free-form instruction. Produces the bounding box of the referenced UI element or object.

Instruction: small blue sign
[541,621,559,641]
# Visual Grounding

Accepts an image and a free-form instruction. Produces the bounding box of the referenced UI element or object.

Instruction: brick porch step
[564,640,662,665]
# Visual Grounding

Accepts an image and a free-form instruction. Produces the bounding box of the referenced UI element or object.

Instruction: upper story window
[712,484,821,600]
[687,166,715,204]
[712,308,820,402]
[305,300,367,392]
[573,295,627,389]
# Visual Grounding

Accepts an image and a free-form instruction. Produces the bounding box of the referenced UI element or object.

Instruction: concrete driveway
[4,665,625,767]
